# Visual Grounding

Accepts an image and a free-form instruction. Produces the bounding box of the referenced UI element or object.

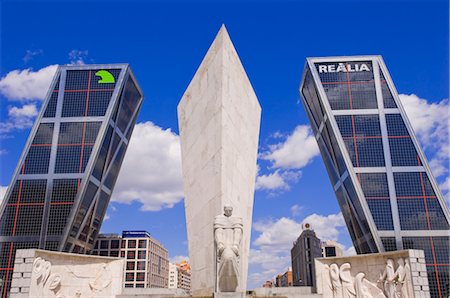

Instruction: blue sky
[0,0,449,288]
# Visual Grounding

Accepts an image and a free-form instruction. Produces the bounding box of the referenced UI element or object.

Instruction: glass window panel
[380,237,397,252]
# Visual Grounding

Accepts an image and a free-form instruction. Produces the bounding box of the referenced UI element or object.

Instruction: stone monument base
[213,292,246,298]
[252,287,321,298]
[117,288,190,298]
[11,249,124,298]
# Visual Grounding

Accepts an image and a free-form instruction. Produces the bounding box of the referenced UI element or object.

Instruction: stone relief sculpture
[89,263,112,292]
[377,258,412,298]
[340,263,356,298]
[33,257,64,298]
[379,259,396,298]
[330,263,343,298]
[320,260,417,298]
[404,259,413,298]
[214,206,243,292]
[322,264,334,297]
[31,257,114,297]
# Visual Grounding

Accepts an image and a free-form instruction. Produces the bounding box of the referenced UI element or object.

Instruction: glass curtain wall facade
[0,64,143,296]
[299,56,450,298]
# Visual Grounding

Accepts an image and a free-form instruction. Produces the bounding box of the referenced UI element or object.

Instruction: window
[100,240,109,249]
[126,261,135,270]
[138,240,147,248]
[111,240,120,249]
[137,261,146,270]
[125,272,134,282]
[110,250,119,257]
[127,251,136,259]
[128,240,136,248]
[138,250,146,259]
[136,272,145,282]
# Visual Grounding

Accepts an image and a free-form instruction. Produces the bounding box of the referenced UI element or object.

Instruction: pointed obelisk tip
[217,24,230,38]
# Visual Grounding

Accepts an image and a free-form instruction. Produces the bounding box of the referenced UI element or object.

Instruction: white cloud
[261,125,319,170]
[170,255,189,264]
[0,149,7,156]
[68,50,88,65]
[399,94,449,177]
[23,49,43,63]
[0,65,57,101]
[9,104,38,118]
[0,103,40,134]
[439,177,450,206]
[248,212,346,288]
[255,170,300,191]
[344,246,356,256]
[0,185,7,202]
[290,204,303,217]
[440,177,450,192]
[111,121,184,211]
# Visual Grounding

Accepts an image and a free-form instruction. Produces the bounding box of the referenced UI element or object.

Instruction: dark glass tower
[299,56,450,298]
[0,64,143,296]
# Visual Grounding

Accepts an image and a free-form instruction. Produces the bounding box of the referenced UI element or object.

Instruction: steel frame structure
[0,64,143,297]
[299,55,450,298]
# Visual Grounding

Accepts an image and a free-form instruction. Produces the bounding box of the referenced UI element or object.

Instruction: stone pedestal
[213,292,246,298]
[177,25,261,296]
[10,249,124,298]
[315,249,429,298]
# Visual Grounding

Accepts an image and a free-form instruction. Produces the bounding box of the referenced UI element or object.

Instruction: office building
[0,64,143,296]
[168,263,178,289]
[321,240,344,257]
[92,231,169,289]
[168,260,191,291]
[275,268,293,287]
[291,224,322,287]
[299,56,450,297]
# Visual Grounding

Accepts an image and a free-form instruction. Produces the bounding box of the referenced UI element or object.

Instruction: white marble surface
[10,249,124,298]
[315,249,429,298]
[178,25,261,296]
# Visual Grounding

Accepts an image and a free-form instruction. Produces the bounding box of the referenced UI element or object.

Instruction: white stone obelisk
[177,25,261,296]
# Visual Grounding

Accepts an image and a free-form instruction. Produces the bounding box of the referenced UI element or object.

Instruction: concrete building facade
[168,263,178,289]
[299,56,450,297]
[321,240,344,258]
[0,64,143,296]
[91,231,169,289]
[275,268,293,287]
[291,224,322,288]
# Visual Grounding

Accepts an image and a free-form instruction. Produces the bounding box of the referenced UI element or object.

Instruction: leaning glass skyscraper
[0,64,143,296]
[299,56,449,298]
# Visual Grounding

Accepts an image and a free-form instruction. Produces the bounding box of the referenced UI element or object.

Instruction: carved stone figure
[214,206,243,292]
[340,263,356,298]
[322,264,334,297]
[330,263,343,298]
[325,263,387,298]
[394,258,408,298]
[378,259,396,298]
[404,258,413,298]
[355,273,371,298]
[89,263,112,292]
[32,257,63,298]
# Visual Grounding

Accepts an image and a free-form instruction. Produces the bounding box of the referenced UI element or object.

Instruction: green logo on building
[95,70,115,84]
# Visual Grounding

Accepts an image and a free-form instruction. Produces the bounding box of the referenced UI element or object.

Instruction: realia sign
[318,63,371,73]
